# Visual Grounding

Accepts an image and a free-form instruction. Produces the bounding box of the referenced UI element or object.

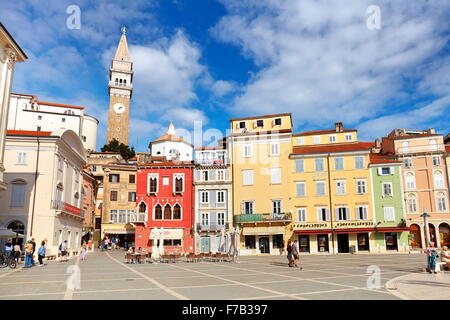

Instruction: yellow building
[228,113,293,255]
[288,122,377,254]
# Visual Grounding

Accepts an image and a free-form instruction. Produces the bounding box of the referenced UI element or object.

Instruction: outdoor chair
[185,253,194,262]
[193,254,202,262]
[125,253,133,264]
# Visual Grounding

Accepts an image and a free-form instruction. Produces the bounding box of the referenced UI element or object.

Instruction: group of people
[286,239,302,269]
[101,236,121,251]
[4,238,48,268]
[425,241,450,273]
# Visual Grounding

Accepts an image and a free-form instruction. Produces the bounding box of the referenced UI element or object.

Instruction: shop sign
[335,221,374,228]
[291,222,331,231]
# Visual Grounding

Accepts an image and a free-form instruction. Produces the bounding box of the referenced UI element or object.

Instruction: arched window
[439,223,450,247]
[115,78,118,85]
[433,170,444,189]
[173,204,181,219]
[74,192,79,207]
[430,139,438,151]
[154,204,162,220]
[139,202,147,213]
[56,183,63,204]
[7,220,25,235]
[119,79,123,85]
[163,204,172,220]
[409,224,422,249]
[407,194,417,213]
[175,177,183,193]
[124,79,127,85]
[10,179,27,207]
[402,141,409,153]
[436,192,447,212]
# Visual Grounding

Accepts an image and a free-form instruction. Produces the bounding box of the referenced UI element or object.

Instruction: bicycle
[0,253,17,269]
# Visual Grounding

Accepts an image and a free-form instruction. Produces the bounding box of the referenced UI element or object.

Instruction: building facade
[228,113,293,255]
[135,162,195,254]
[381,128,450,249]
[0,23,27,192]
[150,123,193,162]
[0,130,86,254]
[81,166,97,243]
[194,146,232,252]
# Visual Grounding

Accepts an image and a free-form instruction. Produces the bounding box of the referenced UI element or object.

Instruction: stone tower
[106,26,133,145]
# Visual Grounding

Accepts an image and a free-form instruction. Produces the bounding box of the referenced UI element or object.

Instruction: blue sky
[1,0,450,151]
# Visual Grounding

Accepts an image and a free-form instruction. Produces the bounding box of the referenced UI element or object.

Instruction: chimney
[429,128,435,134]
[335,122,343,132]
[375,138,381,148]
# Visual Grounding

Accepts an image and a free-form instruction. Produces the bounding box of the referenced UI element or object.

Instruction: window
[315,181,326,196]
[437,193,447,212]
[356,179,366,194]
[313,136,320,144]
[317,207,329,222]
[217,191,225,203]
[274,118,282,126]
[270,167,281,184]
[201,213,209,225]
[202,170,209,181]
[118,210,126,223]
[315,158,324,171]
[345,133,352,141]
[58,158,63,170]
[201,191,209,203]
[355,156,364,169]
[407,195,417,213]
[295,159,304,173]
[384,206,395,222]
[163,204,171,219]
[217,170,225,181]
[296,182,306,197]
[434,171,444,188]
[239,121,246,129]
[17,152,27,164]
[329,135,336,143]
[154,204,162,220]
[404,158,412,168]
[356,206,368,220]
[402,141,409,153]
[430,139,438,151]
[128,192,136,202]
[406,173,416,190]
[243,145,252,157]
[10,180,26,207]
[334,157,344,170]
[138,202,147,213]
[62,118,66,123]
[245,235,256,249]
[38,115,42,120]
[336,207,349,221]
[110,210,117,223]
[173,204,181,219]
[256,120,264,128]
[109,174,120,183]
[336,180,346,195]
[149,175,158,193]
[243,201,253,214]
[174,175,183,193]
[217,212,225,225]
[296,137,305,145]
[432,156,440,166]
[162,176,169,186]
[378,167,392,175]
[129,175,135,184]
[297,208,307,222]
[272,200,281,214]
[243,170,253,186]
[56,184,63,203]
[37,126,41,131]
[382,182,393,197]
[110,191,118,201]
[270,142,279,156]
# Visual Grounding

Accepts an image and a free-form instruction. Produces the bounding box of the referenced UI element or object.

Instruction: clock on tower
[106,26,133,145]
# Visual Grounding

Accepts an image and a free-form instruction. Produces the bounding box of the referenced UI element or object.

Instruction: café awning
[242,226,286,235]
[103,229,135,235]
[150,228,184,240]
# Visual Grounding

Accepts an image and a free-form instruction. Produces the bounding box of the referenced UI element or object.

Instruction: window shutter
[377,168,382,176]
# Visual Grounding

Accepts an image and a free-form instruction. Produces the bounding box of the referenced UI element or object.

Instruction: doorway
[317,234,329,253]
[357,233,370,251]
[337,234,349,253]
[259,236,270,254]
[385,232,398,251]
[299,235,310,253]
[201,237,210,252]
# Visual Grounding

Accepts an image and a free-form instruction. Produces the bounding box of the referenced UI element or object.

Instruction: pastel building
[381,129,450,249]
[150,123,193,162]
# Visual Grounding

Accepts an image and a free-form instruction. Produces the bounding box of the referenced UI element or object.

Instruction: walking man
[4,239,12,259]
[292,240,302,270]
[59,240,68,262]
[37,240,46,266]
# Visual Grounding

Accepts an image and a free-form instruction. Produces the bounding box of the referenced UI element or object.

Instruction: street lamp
[420,212,431,247]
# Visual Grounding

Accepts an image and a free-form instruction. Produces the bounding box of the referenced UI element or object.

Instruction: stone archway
[409,224,422,249]
[439,223,450,247]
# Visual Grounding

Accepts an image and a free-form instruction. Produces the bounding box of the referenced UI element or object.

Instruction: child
[37,240,46,266]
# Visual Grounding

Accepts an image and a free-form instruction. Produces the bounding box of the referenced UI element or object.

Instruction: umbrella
[0,227,24,239]
[219,229,226,253]
[210,234,217,253]
[158,227,165,256]
[194,230,201,254]
[234,226,241,259]
[228,226,235,256]
[151,228,160,262]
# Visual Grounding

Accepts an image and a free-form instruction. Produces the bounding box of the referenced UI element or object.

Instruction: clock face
[113,103,126,114]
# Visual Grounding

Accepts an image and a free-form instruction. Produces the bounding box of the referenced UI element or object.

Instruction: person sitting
[441,246,450,270]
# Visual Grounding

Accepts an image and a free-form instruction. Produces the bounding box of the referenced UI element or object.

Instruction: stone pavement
[0,250,444,300]
[386,271,450,300]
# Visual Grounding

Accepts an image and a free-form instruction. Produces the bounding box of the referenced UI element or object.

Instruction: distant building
[150,123,193,161]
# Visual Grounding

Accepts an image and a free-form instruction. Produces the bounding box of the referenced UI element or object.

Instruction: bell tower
[106,26,133,145]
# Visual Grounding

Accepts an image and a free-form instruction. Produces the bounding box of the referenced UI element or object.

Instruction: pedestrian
[80,243,87,260]
[30,237,36,265]
[59,240,68,262]
[24,241,33,268]
[292,240,302,269]
[4,239,12,259]
[440,246,450,270]
[111,237,117,249]
[13,243,21,263]
[279,239,285,255]
[37,240,46,266]
[286,239,294,267]
[425,241,439,274]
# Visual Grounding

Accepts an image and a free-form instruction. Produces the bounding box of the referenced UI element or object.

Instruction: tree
[101,139,136,161]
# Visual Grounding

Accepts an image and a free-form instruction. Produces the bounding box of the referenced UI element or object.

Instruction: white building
[8,93,99,151]
[0,23,27,192]
[150,123,193,161]
[194,146,232,253]
[0,129,87,255]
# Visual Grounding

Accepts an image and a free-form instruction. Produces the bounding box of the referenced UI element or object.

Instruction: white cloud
[212,0,450,137]
[211,80,236,97]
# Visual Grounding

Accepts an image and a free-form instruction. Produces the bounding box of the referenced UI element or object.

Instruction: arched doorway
[7,220,25,246]
[439,223,450,247]
[429,224,437,244]
[409,224,422,249]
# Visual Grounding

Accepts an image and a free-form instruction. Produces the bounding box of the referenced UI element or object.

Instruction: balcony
[195,159,228,166]
[199,202,227,209]
[197,223,229,232]
[51,200,84,218]
[110,212,147,224]
[108,80,133,90]
[234,212,292,224]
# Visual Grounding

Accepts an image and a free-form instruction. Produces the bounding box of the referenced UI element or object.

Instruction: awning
[151,228,184,240]
[242,226,286,235]
[103,229,135,235]
[0,227,24,238]
[294,229,333,235]
[375,227,410,232]
[335,228,376,234]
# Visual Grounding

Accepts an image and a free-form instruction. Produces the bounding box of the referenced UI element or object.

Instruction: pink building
[382,128,450,249]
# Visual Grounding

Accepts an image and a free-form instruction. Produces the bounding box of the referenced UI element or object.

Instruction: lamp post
[420,212,431,247]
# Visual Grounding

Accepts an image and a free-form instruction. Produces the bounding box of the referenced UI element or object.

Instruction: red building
[134,162,195,253]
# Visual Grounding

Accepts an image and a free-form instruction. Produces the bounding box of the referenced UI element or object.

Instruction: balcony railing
[108,80,133,90]
[110,212,146,224]
[199,202,227,209]
[51,200,84,218]
[195,159,228,166]
[197,223,229,231]
[234,212,292,223]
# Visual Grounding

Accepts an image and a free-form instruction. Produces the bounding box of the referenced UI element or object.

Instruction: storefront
[240,227,286,255]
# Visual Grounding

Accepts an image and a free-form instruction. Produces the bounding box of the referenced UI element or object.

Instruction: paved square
[0,250,430,300]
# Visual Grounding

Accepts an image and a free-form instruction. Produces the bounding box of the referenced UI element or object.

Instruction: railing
[110,212,146,224]
[197,223,229,231]
[51,200,83,218]
[195,159,228,166]
[234,212,292,223]
[108,80,133,90]
[200,202,227,209]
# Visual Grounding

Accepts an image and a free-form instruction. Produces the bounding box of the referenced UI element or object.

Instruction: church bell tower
[106,26,133,145]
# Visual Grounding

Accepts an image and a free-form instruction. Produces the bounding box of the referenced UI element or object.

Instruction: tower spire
[114,26,131,62]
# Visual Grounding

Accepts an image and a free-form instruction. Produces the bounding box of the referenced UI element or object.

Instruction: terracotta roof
[37,101,84,110]
[138,161,194,167]
[7,130,53,136]
[11,92,37,98]
[152,134,194,147]
[229,113,292,122]
[291,142,374,155]
[229,128,292,138]
[195,146,225,150]
[293,129,356,137]
[369,154,402,164]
